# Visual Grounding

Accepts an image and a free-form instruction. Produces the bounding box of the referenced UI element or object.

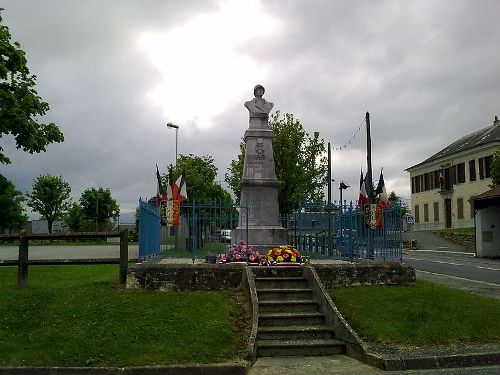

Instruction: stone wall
[313,262,416,288]
[127,262,415,291]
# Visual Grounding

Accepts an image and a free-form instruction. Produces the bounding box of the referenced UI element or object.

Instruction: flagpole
[366,112,374,258]
[366,112,373,203]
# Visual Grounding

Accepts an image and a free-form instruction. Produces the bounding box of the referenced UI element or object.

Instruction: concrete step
[258,299,320,313]
[259,312,325,326]
[257,338,345,357]
[257,288,313,301]
[258,325,336,340]
[251,266,304,278]
[255,276,309,289]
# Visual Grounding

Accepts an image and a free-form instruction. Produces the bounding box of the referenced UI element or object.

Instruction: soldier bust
[244,84,274,119]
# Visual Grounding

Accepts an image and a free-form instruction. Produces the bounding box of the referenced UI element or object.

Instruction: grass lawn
[330,280,500,345]
[0,265,249,367]
[434,227,474,234]
[161,241,228,259]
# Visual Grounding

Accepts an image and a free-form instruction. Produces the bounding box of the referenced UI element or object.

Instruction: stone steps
[258,325,336,340]
[253,267,346,357]
[257,338,346,357]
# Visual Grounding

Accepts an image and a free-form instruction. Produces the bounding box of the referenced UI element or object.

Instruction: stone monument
[232,85,288,249]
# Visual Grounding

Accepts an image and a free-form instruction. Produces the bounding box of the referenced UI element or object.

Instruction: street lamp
[339,181,349,213]
[166,122,179,166]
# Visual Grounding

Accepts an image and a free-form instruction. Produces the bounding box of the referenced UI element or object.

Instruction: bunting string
[331,122,363,151]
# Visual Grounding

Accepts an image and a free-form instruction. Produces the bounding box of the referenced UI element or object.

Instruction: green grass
[330,280,500,345]
[0,265,248,367]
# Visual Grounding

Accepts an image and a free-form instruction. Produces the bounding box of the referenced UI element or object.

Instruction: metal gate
[159,199,249,262]
[285,201,403,262]
[138,198,160,260]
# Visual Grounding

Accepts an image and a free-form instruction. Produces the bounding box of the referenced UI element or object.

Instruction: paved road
[401,231,500,299]
[0,244,139,261]
[249,356,500,374]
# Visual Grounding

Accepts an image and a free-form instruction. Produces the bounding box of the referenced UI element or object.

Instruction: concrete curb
[0,361,250,375]
[363,350,500,371]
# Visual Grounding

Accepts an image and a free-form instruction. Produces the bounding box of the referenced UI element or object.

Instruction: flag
[155,164,163,206]
[358,169,368,207]
[439,171,445,190]
[172,169,188,203]
[375,168,389,208]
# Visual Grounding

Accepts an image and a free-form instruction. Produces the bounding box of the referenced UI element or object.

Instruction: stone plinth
[232,85,288,250]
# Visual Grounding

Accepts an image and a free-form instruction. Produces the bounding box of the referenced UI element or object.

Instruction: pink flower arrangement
[217,241,262,264]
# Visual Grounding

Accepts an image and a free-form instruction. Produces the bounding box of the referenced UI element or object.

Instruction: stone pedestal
[232,85,288,250]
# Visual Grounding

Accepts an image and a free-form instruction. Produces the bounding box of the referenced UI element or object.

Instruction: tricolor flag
[375,168,389,208]
[358,169,368,207]
[155,164,163,205]
[172,168,188,203]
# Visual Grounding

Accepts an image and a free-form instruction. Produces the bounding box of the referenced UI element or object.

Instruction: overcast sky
[2,0,500,221]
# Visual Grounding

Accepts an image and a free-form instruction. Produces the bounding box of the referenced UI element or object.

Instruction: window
[485,155,492,178]
[414,205,420,224]
[433,202,439,222]
[413,175,421,193]
[424,203,429,222]
[433,170,440,190]
[457,163,465,183]
[479,157,485,179]
[469,160,476,182]
[424,173,431,191]
[457,198,464,219]
[451,165,457,185]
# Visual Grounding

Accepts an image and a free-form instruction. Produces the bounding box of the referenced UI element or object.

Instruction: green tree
[168,154,233,204]
[387,190,409,216]
[80,187,120,231]
[490,149,500,187]
[26,174,71,233]
[0,174,27,233]
[0,9,64,164]
[64,202,83,232]
[225,112,328,214]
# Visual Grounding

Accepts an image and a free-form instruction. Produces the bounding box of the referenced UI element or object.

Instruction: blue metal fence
[138,198,160,260]
[285,201,403,262]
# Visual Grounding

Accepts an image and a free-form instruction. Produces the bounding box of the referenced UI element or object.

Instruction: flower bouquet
[217,241,262,264]
[262,245,301,266]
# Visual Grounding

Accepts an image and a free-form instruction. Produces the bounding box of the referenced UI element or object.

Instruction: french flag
[375,168,389,208]
[172,169,188,203]
[358,169,368,207]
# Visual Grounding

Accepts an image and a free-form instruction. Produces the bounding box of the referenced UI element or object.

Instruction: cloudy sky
[2,0,500,221]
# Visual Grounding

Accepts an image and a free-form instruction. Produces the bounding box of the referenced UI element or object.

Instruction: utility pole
[327,142,332,205]
[95,196,99,232]
[327,142,332,256]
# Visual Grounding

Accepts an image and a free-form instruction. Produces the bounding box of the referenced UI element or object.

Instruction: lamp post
[167,122,179,166]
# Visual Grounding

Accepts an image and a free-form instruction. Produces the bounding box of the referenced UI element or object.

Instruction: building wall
[408,146,495,231]
[475,205,500,257]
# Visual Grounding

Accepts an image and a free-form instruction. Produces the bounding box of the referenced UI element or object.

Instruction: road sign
[407,215,414,225]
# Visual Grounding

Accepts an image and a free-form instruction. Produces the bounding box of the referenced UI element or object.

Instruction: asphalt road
[0,244,139,261]
[402,231,500,299]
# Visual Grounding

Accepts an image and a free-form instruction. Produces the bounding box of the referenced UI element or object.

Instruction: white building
[406,116,499,231]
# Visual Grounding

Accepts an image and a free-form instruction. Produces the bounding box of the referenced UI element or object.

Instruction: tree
[80,187,120,231]
[490,149,500,187]
[168,154,233,204]
[0,9,64,164]
[225,112,328,215]
[26,174,71,233]
[387,190,409,216]
[64,202,83,232]
[0,174,27,233]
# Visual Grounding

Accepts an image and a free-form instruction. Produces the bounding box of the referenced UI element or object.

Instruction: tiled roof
[407,116,500,170]
[471,185,500,202]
